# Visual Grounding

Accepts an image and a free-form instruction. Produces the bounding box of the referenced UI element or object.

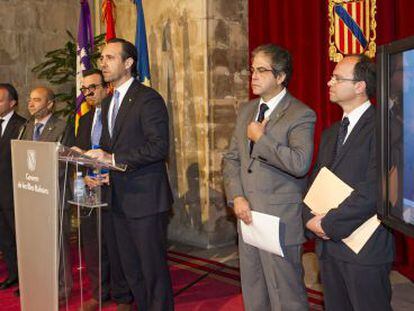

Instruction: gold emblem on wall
[328,0,377,62]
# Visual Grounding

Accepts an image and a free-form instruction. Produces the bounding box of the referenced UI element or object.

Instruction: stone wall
[111,0,249,247]
[0,0,249,248]
[0,0,79,116]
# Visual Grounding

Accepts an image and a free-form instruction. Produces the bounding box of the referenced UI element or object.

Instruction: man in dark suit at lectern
[304,55,394,311]
[0,83,26,290]
[86,38,174,311]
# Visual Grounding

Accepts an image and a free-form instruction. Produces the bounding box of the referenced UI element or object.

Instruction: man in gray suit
[21,87,67,142]
[20,86,73,300]
[223,44,316,311]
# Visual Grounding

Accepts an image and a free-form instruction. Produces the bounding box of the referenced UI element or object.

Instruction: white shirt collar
[258,88,287,119]
[108,77,135,133]
[0,110,14,136]
[35,113,52,126]
[1,110,14,123]
[342,100,371,142]
[114,77,135,101]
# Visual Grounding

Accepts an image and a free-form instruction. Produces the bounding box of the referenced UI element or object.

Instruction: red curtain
[249,0,414,280]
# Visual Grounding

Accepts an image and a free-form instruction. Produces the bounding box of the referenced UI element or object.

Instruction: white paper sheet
[240,211,284,257]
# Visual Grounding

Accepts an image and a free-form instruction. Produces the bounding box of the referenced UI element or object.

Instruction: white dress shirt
[342,100,371,143]
[108,77,135,133]
[0,110,14,137]
[256,88,287,120]
[34,113,52,137]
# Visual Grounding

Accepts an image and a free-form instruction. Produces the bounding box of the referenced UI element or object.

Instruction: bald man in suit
[21,86,72,299]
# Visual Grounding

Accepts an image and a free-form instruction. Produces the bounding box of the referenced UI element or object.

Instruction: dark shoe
[0,278,18,290]
[117,303,133,311]
[14,289,20,297]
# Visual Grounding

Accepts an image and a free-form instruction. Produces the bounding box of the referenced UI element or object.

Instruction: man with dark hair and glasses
[0,83,26,291]
[223,43,316,310]
[74,69,133,311]
[304,55,394,311]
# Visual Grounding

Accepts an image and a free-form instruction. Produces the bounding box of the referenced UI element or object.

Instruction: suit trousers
[238,233,309,311]
[320,255,392,311]
[80,208,111,301]
[0,206,18,280]
[58,207,73,298]
[113,211,174,311]
[101,209,134,304]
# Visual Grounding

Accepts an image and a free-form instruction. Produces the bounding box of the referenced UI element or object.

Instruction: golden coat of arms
[328,0,377,62]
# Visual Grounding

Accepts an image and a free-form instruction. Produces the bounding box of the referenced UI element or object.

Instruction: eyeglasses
[80,84,103,95]
[329,75,360,84]
[250,66,275,75]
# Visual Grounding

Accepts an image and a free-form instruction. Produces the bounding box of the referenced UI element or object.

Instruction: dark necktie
[91,108,102,148]
[333,117,350,162]
[110,90,120,137]
[33,123,44,141]
[0,119,4,138]
[250,103,269,155]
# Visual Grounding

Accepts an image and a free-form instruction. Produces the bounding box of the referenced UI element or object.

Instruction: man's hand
[84,173,110,188]
[247,118,269,142]
[233,196,252,225]
[70,146,85,153]
[85,149,113,164]
[306,214,330,240]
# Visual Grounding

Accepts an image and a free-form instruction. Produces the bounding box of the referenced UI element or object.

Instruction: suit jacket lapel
[111,81,137,147]
[266,92,292,129]
[1,113,18,142]
[243,99,259,156]
[245,92,291,163]
[331,105,375,170]
[40,115,57,141]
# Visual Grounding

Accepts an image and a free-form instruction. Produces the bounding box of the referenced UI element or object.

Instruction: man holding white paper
[223,44,316,311]
[303,55,394,311]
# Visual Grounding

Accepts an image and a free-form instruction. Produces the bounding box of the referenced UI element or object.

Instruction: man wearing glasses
[223,44,316,310]
[75,69,133,311]
[304,55,394,311]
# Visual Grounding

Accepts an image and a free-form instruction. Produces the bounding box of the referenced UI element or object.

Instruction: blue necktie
[33,123,44,141]
[91,108,102,148]
[110,90,120,137]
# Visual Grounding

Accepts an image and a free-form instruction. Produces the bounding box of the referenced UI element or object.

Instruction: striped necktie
[110,90,120,137]
[33,123,44,141]
[91,108,102,147]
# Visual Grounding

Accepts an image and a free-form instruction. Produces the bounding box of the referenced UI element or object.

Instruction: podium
[11,140,126,311]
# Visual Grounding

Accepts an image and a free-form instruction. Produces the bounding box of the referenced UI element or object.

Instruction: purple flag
[75,0,94,133]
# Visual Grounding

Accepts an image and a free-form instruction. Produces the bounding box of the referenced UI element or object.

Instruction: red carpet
[0,250,324,310]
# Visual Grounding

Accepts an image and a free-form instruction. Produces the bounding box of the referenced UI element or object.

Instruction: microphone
[17,105,51,140]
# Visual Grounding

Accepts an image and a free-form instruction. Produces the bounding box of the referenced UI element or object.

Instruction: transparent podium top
[58,144,127,172]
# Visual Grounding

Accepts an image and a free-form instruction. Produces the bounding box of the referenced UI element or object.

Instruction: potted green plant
[32,31,105,123]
